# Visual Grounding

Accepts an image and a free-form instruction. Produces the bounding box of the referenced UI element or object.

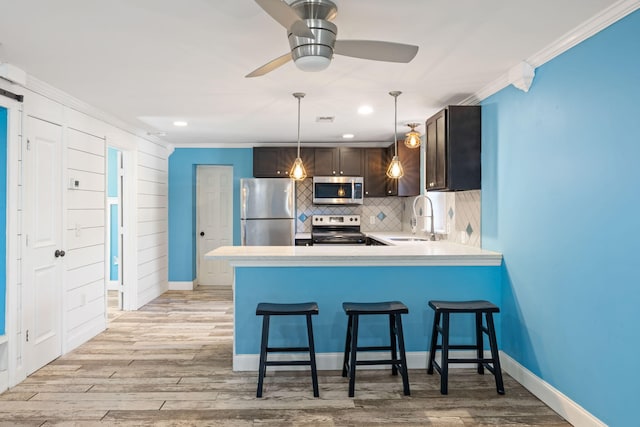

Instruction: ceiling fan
[246,0,419,77]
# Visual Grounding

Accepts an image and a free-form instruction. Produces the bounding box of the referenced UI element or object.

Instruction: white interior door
[196,166,233,286]
[23,116,63,374]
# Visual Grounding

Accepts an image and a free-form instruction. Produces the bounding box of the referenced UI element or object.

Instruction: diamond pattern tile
[443,190,481,247]
[294,179,405,233]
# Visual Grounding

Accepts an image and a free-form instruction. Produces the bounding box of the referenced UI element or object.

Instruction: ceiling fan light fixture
[404,123,422,148]
[293,55,331,72]
[290,92,308,181]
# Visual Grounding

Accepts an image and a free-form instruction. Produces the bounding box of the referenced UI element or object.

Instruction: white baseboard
[500,352,605,427]
[168,281,195,291]
[0,336,9,393]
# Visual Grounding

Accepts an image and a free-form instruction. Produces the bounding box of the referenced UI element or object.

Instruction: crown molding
[462,0,640,105]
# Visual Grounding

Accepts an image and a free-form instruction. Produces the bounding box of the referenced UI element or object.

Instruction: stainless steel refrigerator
[240,178,295,245]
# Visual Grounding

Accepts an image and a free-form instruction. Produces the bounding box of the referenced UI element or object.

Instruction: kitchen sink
[389,237,430,242]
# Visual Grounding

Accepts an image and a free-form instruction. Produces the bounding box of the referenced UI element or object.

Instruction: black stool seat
[427,299,504,395]
[343,301,409,315]
[429,300,499,313]
[256,301,319,398]
[256,302,319,316]
[342,301,410,397]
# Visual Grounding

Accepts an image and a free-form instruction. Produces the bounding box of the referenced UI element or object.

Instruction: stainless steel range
[311,214,367,245]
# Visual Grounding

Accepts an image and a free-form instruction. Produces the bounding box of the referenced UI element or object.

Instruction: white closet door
[23,116,63,374]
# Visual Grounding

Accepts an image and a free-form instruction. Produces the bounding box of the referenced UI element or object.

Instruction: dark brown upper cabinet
[253,147,314,178]
[364,148,391,197]
[384,141,420,197]
[396,141,420,196]
[425,105,481,191]
[314,147,363,176]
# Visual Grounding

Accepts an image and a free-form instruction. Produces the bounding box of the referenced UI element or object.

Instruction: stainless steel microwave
[312,176,364,205]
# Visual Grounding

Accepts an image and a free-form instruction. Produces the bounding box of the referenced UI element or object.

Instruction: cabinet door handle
[200,231,205,237]
[54,249,66,258]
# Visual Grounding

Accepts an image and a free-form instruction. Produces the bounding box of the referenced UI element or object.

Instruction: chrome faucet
[412,194,436,241]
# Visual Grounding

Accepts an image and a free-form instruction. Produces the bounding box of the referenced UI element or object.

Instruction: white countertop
[206,235,502,267]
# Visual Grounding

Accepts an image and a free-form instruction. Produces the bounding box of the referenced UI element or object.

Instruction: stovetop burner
[311,215,366,245]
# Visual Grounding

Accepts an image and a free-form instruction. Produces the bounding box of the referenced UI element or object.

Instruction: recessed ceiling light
[358,105,373,115]
[173,121,188,127]
[342,133,355,139]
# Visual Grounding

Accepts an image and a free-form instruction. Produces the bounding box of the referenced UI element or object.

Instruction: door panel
[24,116,63,374]
[197,166,233,286]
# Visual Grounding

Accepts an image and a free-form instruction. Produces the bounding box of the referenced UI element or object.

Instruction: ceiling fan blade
[334,40,419,63]
[255,0,315,39]
[245,53,293,78]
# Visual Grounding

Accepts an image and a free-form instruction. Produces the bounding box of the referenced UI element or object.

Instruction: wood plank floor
[0,287,570,426]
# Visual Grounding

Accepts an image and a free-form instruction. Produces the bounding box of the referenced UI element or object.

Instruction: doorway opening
[106,147,124,321]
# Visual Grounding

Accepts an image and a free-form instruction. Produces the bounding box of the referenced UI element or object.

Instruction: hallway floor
[0,287,569,426]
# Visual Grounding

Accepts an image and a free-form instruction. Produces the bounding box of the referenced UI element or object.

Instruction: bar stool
[427,300,505,395]
[342,301,410,397]
[255,302,319,398]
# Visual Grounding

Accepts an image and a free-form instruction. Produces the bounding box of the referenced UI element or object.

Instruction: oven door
[312,232,367,246]
[313,176,364,205]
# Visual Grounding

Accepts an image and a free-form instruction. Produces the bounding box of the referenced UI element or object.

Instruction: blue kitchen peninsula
[206,242,503,371]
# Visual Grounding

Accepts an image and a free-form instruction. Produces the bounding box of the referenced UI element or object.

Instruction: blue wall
[0,107,6,335]
[481,10,640,426]
[168,148,252,281]
[235,265,501,354]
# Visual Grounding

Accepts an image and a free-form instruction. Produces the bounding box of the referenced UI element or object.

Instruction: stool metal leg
[427,310,441,374]
[342,315,353,377]
[485,313,505,394]
[475,312,485,375]
[306,313,319,398]
[256,314,270,398]
[395,314,411,396]
[389,314,398,376]
[440,312,450,395]
[348,314,359,398]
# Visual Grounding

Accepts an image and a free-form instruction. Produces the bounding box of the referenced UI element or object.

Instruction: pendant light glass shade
[386,91,405,179]
[386,155,404,178]
[404,123,421,148]
[289,92,307,181]
[290,157,307,180]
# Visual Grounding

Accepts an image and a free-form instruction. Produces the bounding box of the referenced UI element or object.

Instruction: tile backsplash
[295,179,404,233]
[401,190,481,247]
[444,190,481,247]
[296,180,482,248]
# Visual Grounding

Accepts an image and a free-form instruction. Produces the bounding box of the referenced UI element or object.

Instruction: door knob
[200,231,205,236]
[54,249,66,258]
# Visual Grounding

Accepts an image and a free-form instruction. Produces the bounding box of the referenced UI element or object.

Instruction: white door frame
[1,90,24,388]
[104,138,137,311]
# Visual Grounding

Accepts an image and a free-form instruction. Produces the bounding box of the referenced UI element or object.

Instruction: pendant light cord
[394,94,398,156]
[297,95,301,157]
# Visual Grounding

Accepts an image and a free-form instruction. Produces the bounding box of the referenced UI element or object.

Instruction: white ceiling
[0,0,624,147]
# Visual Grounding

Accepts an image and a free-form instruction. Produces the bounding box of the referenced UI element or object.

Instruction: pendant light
[386,91,405,179]
[404,123,421,148]
[289,92,307,180]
